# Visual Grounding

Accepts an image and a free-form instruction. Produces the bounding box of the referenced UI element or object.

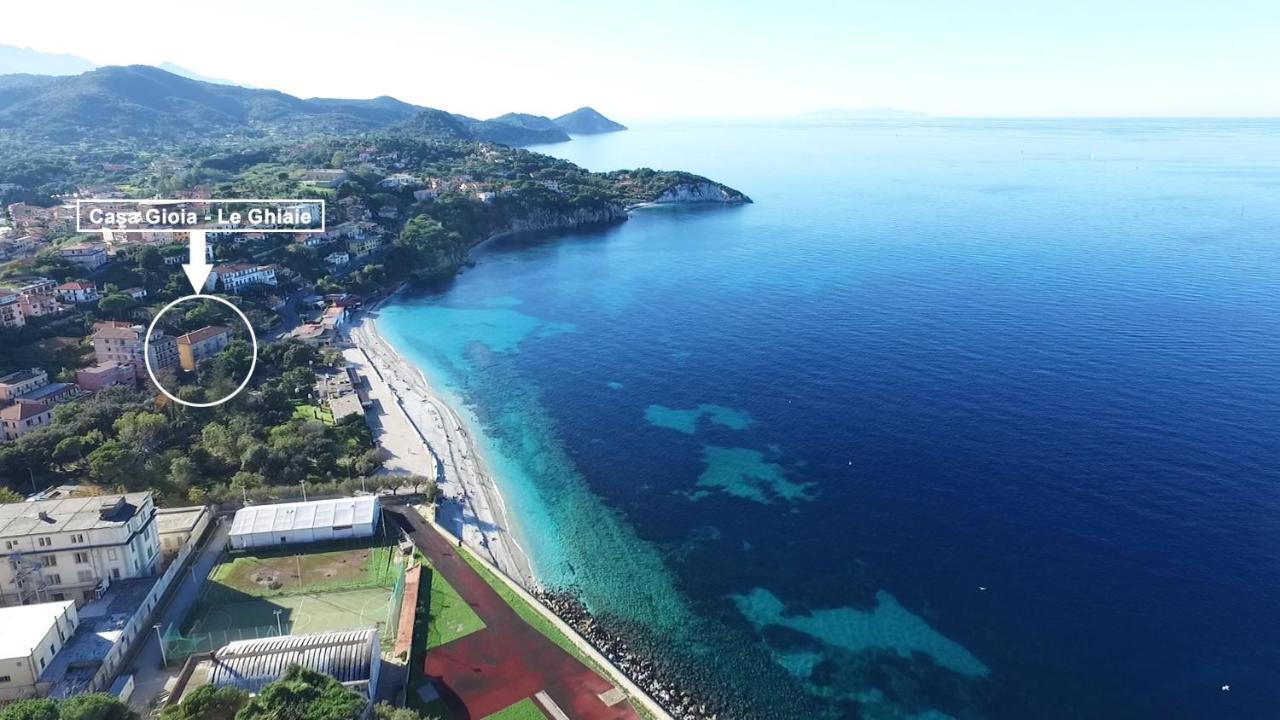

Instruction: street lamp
[300,480,308,502]
[273,609,284,635]
[153,624,168,667]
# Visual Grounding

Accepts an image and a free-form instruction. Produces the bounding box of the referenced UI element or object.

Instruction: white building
[0,601,79,700]
[57,245,107,270]
[0,493,160,606]
[205,263,278,294]
[169,629,380,705]
[229,497,380,550]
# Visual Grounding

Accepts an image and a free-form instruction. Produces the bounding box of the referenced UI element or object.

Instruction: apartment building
[204,263,277,294]
[0,369,48,402]
[176,326,231,371]
[0,493,160,606]
[0,290,25,329]
[91,323,178,380]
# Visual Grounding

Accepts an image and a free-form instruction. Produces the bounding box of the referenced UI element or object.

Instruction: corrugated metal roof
[229,496,379,536]
[207,629,377,693]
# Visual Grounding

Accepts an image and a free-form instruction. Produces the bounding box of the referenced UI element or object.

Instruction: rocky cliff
[650,181,752,205]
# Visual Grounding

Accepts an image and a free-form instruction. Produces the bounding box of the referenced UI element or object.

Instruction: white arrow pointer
[181,230,212,294]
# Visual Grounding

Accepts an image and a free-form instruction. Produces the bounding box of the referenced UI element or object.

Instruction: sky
[1,0,1278,120]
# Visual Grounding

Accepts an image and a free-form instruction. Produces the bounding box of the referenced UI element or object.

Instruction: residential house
[121,287,147,300]
[325,251,350,268]
[57,245,107,271]
[1,402,52,441]
[75,362,134,392]
[176,326,231,371]
[15,382,79,408]
[54,282,99,304]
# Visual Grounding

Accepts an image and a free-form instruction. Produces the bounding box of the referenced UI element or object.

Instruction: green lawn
[424,566,485,649]
[292,403,334,424]
[482,698,547,720]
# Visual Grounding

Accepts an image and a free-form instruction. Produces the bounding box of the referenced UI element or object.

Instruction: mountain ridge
[0,63,623,147]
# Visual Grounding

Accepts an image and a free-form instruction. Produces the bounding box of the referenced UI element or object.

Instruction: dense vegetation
[0,694,135,720]
[0,337,436,506]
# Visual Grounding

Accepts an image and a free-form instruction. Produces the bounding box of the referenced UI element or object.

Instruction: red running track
[389,507,640,720]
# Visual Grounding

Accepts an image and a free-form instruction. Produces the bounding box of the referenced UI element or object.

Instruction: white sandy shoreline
[344,302,536,589]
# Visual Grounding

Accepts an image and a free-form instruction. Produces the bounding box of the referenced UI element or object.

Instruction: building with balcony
[0,493,160,607]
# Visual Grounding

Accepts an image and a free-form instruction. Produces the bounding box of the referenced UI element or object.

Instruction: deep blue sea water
[377,119,1280,719]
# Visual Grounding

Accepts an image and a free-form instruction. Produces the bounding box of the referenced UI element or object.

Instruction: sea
[375,118,1280,719]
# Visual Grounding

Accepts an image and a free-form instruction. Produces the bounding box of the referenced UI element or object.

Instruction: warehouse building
[167,629,380,706]
[228,497,380,550]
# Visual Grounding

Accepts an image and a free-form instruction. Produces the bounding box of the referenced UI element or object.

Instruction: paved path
[387,507,638,720]
[127,519,230,713]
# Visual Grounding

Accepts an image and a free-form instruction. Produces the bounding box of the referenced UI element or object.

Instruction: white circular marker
[145,294,258,408]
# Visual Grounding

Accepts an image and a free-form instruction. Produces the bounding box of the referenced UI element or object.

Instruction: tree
[0,698,59,720]
[372,704,436,720]
[237,666,365,720]
[54,695,137,720]
[96,293,136,317]
[0,486,24,503]
[158,685,248,720]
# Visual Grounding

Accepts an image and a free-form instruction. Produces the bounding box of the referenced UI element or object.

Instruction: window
[45,573,61,585]
[77,570,93,583]
[3,541,12,550]
[70,533,85,544]
[107,549,117,561]
[42,555,56,567]
[37,537,51,547]
[73,552,88,564]
[0,675,10,683]
[110,568,121,579]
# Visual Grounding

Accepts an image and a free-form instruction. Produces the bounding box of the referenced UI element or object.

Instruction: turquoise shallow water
[379,119,1280,719]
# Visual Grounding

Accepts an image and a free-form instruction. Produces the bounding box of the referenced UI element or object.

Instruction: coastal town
[0,90,745,717]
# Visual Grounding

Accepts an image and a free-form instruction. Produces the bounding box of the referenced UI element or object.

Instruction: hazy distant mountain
[470,113,570,144]
[0,44,95,76]
[554,107,626,134]
[157,62,241,87]
[800,108,929,120]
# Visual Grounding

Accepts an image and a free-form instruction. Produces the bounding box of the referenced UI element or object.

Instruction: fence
[198,538,402,607]
[163,623,294,660]
[384,551,408,644]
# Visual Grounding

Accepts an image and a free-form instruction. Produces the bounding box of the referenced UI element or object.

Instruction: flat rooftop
[42,578,158,699]
[0,601,74,659]
[157,506,207,535]
[0,492,150,538]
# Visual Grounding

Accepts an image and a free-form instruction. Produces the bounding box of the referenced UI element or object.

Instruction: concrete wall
[87,508,212,693]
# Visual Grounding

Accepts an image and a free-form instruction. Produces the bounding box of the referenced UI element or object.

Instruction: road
[126,518,230,714]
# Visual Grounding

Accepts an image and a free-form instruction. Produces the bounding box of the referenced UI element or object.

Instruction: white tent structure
[229,496,380,550]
